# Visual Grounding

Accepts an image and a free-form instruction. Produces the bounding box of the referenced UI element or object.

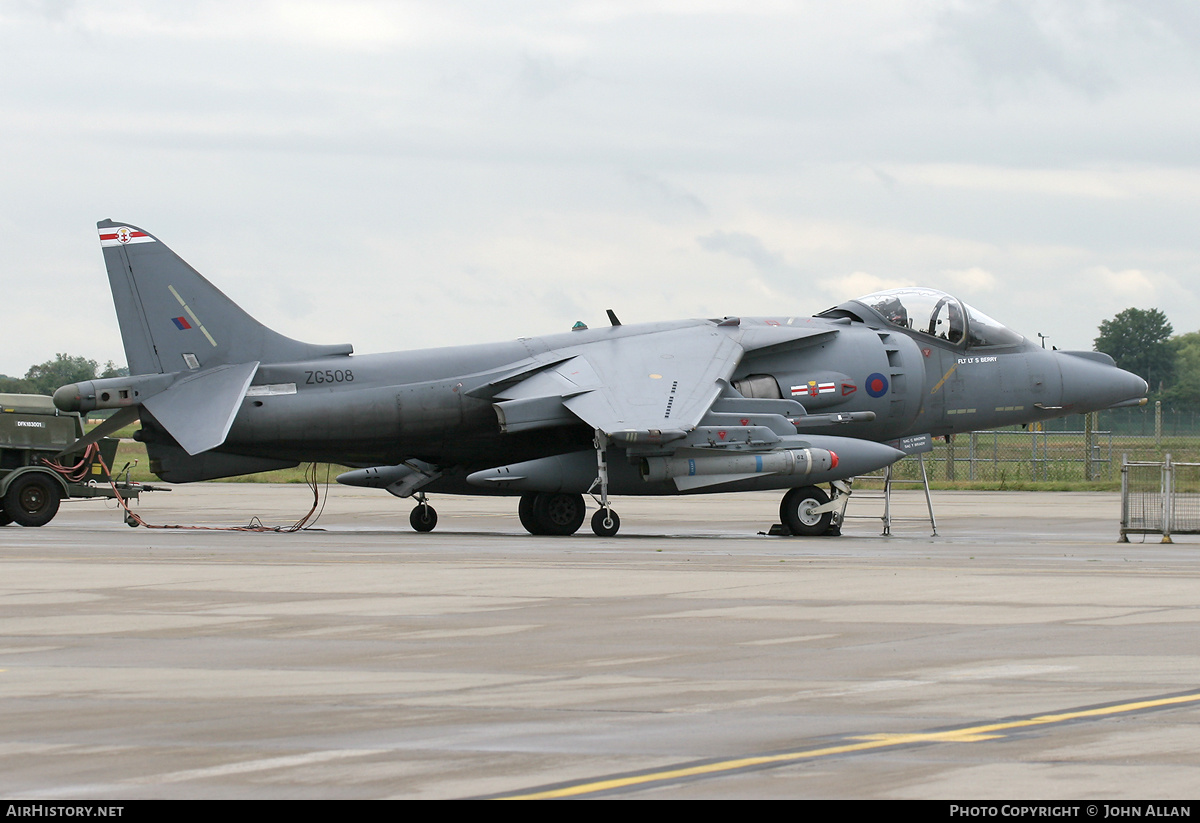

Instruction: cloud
[872,163,1200,201]
[625,171,709,219]
[942,266,997,292]
[824,271,915,302]
[936,0,1117,96]
[3,2,1200,373]
[518,52,587,100]
[696,230,792,275]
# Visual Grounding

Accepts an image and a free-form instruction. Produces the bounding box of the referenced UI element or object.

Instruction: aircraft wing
[493,324,744,442]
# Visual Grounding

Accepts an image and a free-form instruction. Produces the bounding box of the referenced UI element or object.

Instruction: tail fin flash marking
[168,285,218,347]
[99,226,154,246]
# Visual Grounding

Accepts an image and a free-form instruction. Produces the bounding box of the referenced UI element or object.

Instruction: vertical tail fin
[98,220,352,375]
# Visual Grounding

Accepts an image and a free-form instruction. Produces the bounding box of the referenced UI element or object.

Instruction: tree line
[0,354,127,396]
[1094,307,1199,406]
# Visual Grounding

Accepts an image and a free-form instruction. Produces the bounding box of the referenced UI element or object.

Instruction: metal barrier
[1120,454,1200,542]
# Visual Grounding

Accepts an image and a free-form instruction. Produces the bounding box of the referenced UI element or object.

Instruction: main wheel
[4,473,62,527]
[591,507,620,537]
[518,492,543,535]
[780,485,832,537]
[532,492,586,536]
[409,503,438,532]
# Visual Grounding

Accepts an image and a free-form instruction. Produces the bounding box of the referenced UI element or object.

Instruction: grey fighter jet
[54,220,1148,536]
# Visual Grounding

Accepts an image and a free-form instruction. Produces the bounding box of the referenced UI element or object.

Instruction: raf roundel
[865,372,889,398]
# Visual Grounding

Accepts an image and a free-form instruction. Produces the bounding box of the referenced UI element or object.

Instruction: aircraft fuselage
[128,312,1142,489]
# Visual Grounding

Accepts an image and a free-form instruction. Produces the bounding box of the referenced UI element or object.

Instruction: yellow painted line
[930,362,957,395]
[497,690,1200,799]
[168,284,219,348]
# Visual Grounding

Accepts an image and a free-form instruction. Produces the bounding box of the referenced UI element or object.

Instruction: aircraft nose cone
[1128,371,1150,399]
[1056,352,1148,413]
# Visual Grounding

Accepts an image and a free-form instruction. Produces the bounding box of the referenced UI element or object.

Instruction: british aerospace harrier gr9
[54,221,1148,536]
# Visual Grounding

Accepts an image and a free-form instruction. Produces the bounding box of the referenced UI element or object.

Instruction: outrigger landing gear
[588,430,620,536]
[409,492,438,532]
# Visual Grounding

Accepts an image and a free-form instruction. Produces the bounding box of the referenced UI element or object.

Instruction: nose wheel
[779,485,833,536]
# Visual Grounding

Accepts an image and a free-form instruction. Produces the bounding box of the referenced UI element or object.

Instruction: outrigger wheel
[410,495,438,532]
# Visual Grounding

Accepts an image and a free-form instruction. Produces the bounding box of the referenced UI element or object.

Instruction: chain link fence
[884,402,1200,485]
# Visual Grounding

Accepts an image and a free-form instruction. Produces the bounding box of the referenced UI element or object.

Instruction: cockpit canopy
[822,287,1024,348]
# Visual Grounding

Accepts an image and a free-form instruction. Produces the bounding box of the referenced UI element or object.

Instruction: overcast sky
[2,0,1199,377]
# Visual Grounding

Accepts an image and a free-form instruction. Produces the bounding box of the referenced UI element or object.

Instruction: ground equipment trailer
[0,393,157,527]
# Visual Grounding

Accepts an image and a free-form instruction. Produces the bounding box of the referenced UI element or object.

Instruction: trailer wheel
[0,510,11,526]
[4,473,61,527]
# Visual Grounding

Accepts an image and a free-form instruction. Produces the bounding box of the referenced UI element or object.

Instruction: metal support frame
[881,452,937,536]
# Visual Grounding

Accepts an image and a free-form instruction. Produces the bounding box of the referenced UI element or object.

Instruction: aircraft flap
[558,325,744,437]
[142,361,260,455]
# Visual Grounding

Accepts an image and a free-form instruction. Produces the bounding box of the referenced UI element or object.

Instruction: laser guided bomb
[55,221,1148,536]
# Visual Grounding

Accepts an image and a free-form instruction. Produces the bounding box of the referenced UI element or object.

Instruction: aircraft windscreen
[854,288,1023,348]
[963,304,1024,347]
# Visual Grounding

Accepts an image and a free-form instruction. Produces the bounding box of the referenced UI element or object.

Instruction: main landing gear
[403,445,845,538]
[514,491,621,537]
[404,489,616,537]
[518,491,587,535]
[517,430,622,537]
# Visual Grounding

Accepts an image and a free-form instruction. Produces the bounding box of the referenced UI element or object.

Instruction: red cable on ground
[43,448,329,532]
